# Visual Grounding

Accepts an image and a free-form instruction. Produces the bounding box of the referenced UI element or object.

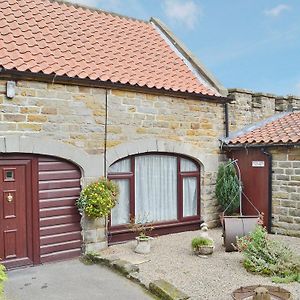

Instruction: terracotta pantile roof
[225,112,300,146]
[0,0,219,96]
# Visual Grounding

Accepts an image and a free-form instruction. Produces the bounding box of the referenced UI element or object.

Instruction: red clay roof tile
[227,112,300,145]
[0,0,219,96]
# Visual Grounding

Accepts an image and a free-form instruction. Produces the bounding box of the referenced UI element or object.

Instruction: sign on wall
[252,161,265,167]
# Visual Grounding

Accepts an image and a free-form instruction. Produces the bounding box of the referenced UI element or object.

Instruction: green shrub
[0,263,7,297]
[215,162,240,215]
[76,178,119,219]
[191,237,213,250]
[236,226,300,283]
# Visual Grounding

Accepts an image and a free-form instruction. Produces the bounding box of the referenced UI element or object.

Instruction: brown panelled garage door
[38,156,82,263]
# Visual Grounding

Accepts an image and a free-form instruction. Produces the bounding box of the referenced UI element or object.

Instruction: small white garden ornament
[199,223,213,243]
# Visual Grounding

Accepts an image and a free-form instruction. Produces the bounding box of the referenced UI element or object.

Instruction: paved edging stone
[82,253,190,300]
[149,279,190,300]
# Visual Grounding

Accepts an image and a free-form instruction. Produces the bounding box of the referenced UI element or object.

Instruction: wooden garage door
[38,157,82,263]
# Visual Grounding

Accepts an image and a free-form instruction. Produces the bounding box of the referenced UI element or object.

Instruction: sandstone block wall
[228,88,300,133]
[0,79,226,227]
[0,80,106,154]
[107,89,224,154]
[271,148,300,237]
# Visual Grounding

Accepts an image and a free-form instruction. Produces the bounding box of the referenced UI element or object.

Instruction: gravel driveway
[103,228,300,300]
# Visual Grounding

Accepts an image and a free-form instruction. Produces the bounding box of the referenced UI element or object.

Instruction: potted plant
[216,160,260,252]
[76,177,119,219]
[128,215,154,254]
[191,237,214,255]
[215,161,240,224]
[76,178,119,249]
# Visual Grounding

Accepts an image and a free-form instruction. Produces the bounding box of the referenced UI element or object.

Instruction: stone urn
[134,236,153,254]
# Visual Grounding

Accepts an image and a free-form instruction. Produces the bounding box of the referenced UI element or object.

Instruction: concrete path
[4,259,154,300]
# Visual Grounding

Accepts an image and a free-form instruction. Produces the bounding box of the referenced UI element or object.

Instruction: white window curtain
[181,158,198,172]
[183,177,197,217]
[109,158,131,173]
[110,179,130,226]
[135,155,177,222]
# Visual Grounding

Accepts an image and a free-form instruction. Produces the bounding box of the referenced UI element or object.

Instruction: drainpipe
[104,89,109,240]
[224,103,229,137]
[104,89,108,177]
[261,148,273,233]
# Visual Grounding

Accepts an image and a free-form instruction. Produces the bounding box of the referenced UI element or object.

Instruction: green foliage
[127,214,154,239]
[0,263,7,297]
[191,237,213,250]
[236,226,300,283]
[80,252,102,265]
[76,178,119,219]
[215,162,240,215]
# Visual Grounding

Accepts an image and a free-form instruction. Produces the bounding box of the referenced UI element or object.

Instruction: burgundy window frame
[108,153,201,237]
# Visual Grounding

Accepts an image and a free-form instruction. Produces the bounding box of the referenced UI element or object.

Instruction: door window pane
[135,155,177,222]
[111,179,130,226]
[5,170,14,180]
[183,177,197,217]
[109,158,131,173]
[181,158,198,172]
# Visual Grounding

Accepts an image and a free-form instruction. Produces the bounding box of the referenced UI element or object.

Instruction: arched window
[108,153,200,242]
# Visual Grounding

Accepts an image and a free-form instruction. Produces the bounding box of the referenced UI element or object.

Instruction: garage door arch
[0,152,83,268]
[0,135,102,180]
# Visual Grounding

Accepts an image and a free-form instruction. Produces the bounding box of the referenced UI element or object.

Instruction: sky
[69,0,300,96]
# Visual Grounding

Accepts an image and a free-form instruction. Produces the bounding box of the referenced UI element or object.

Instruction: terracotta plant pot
[134,236,153,254]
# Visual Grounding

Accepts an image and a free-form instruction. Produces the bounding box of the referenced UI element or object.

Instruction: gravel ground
[102,228,300,300]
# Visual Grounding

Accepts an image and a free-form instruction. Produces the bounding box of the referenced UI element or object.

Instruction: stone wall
[0,78,226,242]
[227,88,300,133]
[0,80,106,155]
[271,147,300,237]
[0,80,225,156]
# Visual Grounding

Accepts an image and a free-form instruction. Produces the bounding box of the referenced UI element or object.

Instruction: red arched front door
[0,155,82,269]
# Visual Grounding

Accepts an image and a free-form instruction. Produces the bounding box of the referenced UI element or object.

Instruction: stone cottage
[1,0,299,269]
[0,0,230,268]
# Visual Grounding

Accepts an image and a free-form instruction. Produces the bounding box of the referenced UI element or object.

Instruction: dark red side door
[229,149,270,231]
[0,160,34,268]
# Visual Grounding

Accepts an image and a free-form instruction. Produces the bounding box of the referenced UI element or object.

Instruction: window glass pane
[5,170,14,180]
[135,155,177,222]
[181,158,198,172]
[109,158,131,173]
[183,177,197,217]
[110,179,130,225]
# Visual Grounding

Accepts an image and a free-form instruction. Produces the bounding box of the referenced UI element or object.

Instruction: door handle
[7,193,13,203]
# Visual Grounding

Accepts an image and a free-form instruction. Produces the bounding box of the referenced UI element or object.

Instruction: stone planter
[134,236,153,254]
[80,213,107,253]
[232,285,292,300]
[194,245,214,255]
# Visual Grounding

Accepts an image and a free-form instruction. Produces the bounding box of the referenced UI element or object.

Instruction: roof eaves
[220,111,292,145]
[0,68,229,103]
[150,17,228,97]
[221,141,300,149]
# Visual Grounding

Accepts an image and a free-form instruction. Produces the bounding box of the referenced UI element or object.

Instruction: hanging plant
[215,161,240,215]
[76,178,119,219]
